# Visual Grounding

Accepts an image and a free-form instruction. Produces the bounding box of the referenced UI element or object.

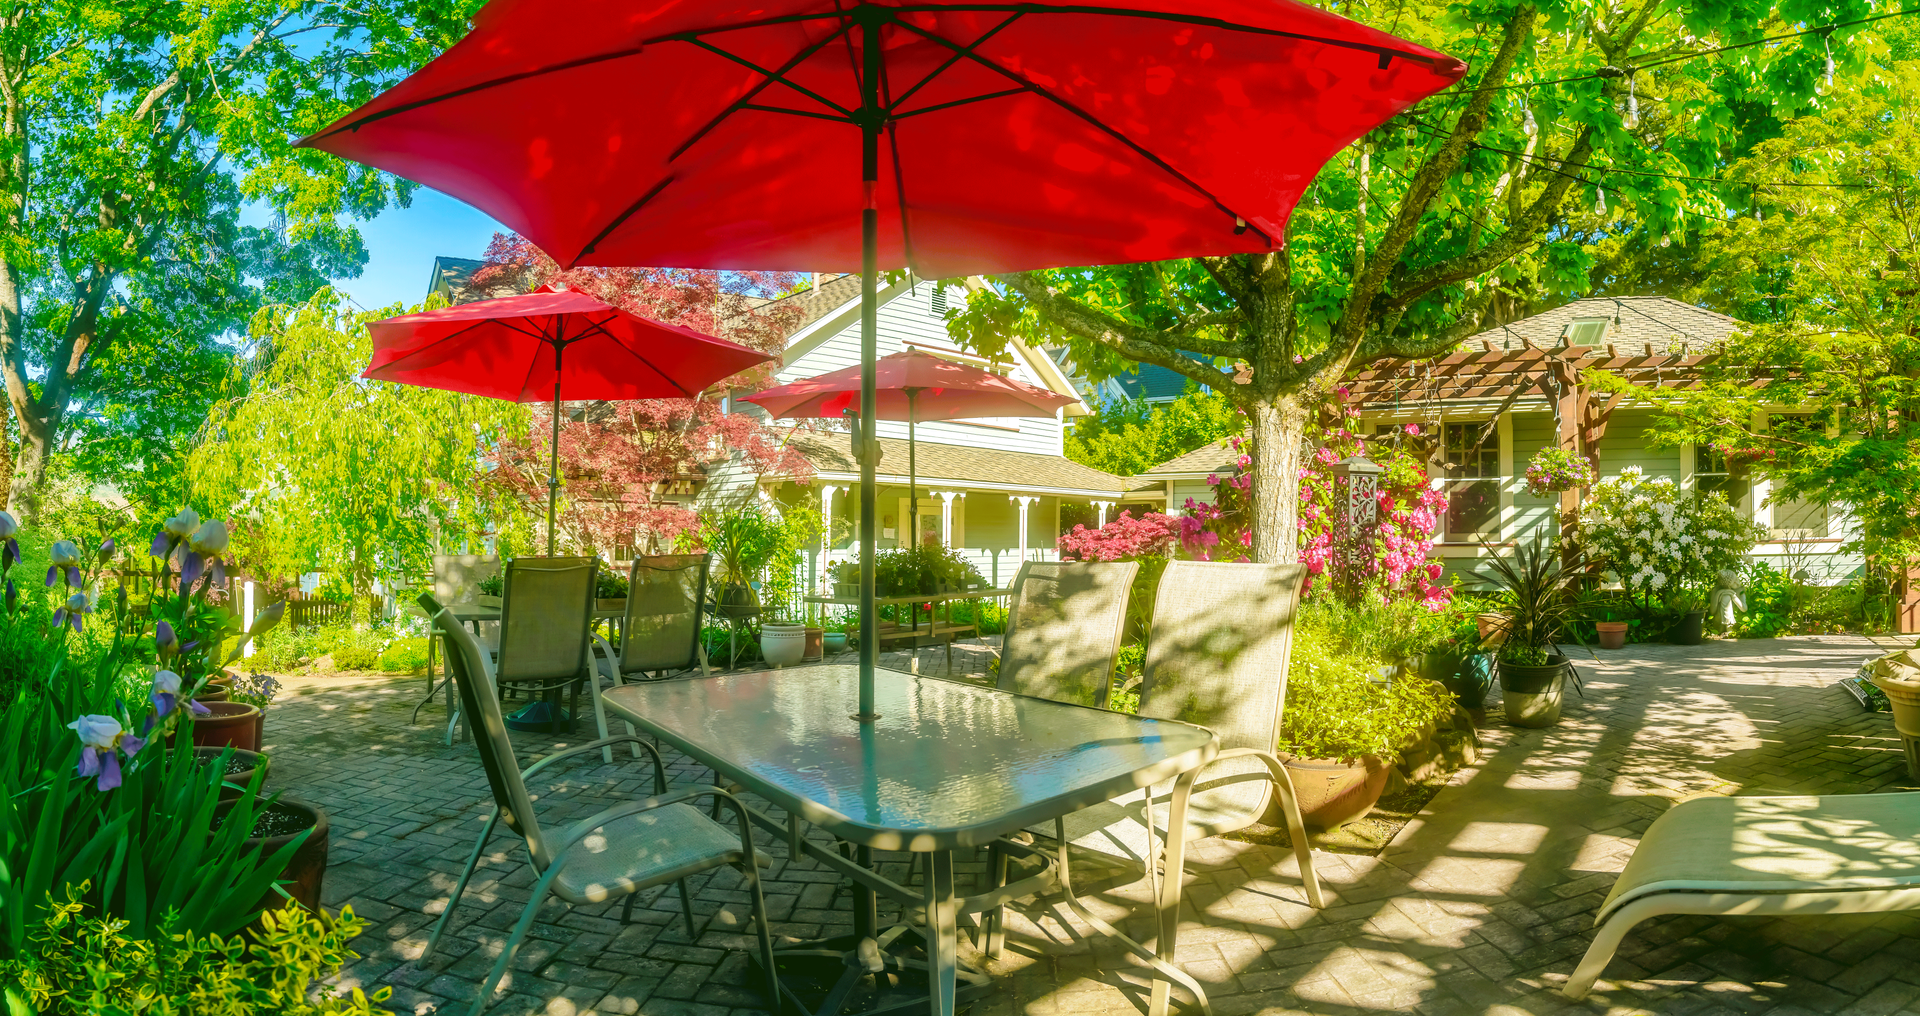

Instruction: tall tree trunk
[1249,396,1309,565]
[5,401,49,523]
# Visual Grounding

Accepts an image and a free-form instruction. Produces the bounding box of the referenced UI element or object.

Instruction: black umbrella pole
[548,342,563,557]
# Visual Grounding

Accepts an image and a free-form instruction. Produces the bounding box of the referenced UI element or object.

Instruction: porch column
[937,491,960,547]
[1010,496,1037,562]
[1093,500,1113,527]
[819,485,841,592]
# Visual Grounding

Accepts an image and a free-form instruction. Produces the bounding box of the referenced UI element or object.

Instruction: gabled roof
[788,431,1132,497]
[1465,296,1742,355]
[425,256,518,306]
[1136,438,1242,479]
[729,273,862,337]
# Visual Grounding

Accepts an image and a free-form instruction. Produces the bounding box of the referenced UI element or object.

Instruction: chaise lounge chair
[1563,790,1920,1000]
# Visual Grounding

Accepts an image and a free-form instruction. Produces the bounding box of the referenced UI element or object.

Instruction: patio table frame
[600,664,1218,1016]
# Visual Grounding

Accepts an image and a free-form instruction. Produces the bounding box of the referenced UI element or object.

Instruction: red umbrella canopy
[741,349,1077,421]
[301,1,1465,277]
[364,287,772,402]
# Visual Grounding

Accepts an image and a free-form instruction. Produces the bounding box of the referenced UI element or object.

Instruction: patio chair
[990,561,1324,1015]
[412,554,500,727]
[417,594,783,1016]
[586,554,713,763]
[451,556,597,743]
[995,560,1138,707]
[1562,791,1920,1000]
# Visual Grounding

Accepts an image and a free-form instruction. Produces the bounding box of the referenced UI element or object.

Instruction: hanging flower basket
[1524,449,1597,498]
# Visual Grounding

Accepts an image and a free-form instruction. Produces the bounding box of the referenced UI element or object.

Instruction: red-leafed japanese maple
[473,234,814,554]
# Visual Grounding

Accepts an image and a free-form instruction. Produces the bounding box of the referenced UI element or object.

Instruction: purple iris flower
[210,560,225,588]
[1,542,13,571]
[150,670,183,717]
[5,580,16,614]
[68,715,143,792]
[98,537,115,562]
[180,552,204,587]
[156,620,178,657]
[149,531,169,558]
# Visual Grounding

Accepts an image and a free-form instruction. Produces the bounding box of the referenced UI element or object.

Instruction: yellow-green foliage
[2,887,391,1016]
[1276,621,1456,764]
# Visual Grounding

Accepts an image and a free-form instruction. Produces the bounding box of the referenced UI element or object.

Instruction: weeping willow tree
[190,289,524,599]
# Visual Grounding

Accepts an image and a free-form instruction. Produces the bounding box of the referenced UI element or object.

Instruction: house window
[1765,415,1829,538]
[1441,422,1500,539]
[1564,317,1609,347]
[1693,446,1748,509]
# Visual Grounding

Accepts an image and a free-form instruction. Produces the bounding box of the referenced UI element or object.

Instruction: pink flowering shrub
[1056,510,1180,561]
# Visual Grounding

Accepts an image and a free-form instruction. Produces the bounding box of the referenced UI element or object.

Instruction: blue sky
[334,187,508,312]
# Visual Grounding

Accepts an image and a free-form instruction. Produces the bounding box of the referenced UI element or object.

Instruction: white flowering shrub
[1580,467,1765,613]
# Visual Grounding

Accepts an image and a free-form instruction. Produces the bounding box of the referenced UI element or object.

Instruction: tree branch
[999,273,1243,399]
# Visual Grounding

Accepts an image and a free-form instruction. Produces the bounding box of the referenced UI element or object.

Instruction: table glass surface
[600,664,1217,851]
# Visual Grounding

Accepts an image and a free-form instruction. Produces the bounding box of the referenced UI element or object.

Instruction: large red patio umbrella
[302,0,1465,723]
[365,286,772,553]
[742,348,1078,543]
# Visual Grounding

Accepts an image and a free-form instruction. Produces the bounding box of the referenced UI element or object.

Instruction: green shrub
[1276,615,1456,764]
[1734,561,1796,638]
[2,887,391,1015]
[376,637,429,674]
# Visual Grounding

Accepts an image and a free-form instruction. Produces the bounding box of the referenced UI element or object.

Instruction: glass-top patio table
[600,663,1219,1016]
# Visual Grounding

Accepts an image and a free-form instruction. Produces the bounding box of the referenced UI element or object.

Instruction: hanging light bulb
[1623,73,1640,129]
[1822,33,1836,91]
[1523,104,1538,137]
[1596,184,1607,214]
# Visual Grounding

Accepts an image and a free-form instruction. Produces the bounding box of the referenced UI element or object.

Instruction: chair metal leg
[1149,770,1201,1016]
[739,849,786,1015]
[621,893,636,925]
[424,808,503,963]
[1269,767,1326,909]
[468,862,567,1016]
[677,879,697,939]
[589,672,616,764]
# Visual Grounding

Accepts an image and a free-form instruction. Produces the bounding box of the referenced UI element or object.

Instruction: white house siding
[771,281,1065,458]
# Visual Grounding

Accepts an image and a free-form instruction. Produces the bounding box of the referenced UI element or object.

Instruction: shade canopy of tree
[1601,56,1920,578]
[0,1,481,522]
[189,289,521,598]
[953,0,1883,563]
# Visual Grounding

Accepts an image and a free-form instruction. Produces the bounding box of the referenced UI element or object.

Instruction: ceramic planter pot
[716,583,759,620]
[1499,655,1568,727]
[193,676,232,704]
[759,623,807,668]
[1424,651,1492,709]
[1276,755,1391,830]
[1670,610,1705,646]
[1596,621,1629,650]
[802,627,825,662]
[192,701,263,752]
[194,746,268,801]
[1869,650,1920,738]
[824,632,849,653]
[219,796,328,916]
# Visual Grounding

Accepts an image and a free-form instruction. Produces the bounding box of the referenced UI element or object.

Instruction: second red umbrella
[365,286,773,554]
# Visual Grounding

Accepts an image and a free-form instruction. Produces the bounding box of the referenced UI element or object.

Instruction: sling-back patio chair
[417,594,783,1016]
[412,554,500,728]
[1562,791,1920,1000]
[445,556,598,743]
[995,560,1138,707]
[586,554,713,763]
[990,561,1325,1015]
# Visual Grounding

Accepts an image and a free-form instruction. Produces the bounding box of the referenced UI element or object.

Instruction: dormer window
[1564,317,1609,346]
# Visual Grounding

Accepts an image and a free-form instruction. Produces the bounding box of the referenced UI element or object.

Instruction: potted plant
[802,623,825,662]
[702,502,781,620]
[223,671,281,749]
[758,619,807,669]
[192,700,264,752]
[1667,588,1706,645]
[1523,447,1597,498]
[595,566,629,613]
[476,572,504,607]
[1276,632,1456,829]
[217,794,330,915]
[1416,605,1493,712]
[1478,536,1588,728]
[194,744,269,801]
[1869,649,1920,742]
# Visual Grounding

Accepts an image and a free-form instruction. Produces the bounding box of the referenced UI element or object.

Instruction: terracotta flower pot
[194,746,269,801]
[1596,621,1629,650]
[1275,754,1391,830]
[1869,650,1920,738]
[802,626,825,662]
[192,701,263,752]
[218,796,328,916]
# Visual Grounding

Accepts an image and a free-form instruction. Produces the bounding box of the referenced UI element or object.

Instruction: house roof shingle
[789,430,1133,496]
[733,274,864,339]
[1136,438,1242,478]
[1464,296,1742,355]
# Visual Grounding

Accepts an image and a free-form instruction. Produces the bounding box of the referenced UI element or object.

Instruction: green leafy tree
[0,1,482,522]
[189,289,523,599]
[1602,59,1920,581]
[953,0,1867,562]
[1064,386,1245,477]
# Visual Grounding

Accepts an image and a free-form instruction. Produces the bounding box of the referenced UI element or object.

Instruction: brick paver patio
[263,634,1920,1015]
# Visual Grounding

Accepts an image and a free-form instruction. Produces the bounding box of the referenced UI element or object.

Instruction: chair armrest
[524,735,667,795]
[1203,747,1296,790]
